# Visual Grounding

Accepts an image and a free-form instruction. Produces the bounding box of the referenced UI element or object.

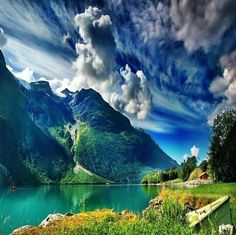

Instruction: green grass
[175,183,236,195]
[13,201,216,235]
[173,183,236,222]
[165,178,183,185]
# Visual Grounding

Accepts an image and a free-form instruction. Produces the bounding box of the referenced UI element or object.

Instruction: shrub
[188,168,203,181]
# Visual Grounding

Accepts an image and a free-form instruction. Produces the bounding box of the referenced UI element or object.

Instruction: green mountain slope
[0,50,178,185]
[70,90,178,182]
[0,51,72,185]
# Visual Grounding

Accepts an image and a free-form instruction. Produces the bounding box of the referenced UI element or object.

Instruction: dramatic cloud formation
[170,0,236,51]
[220,51,236,105]
[130,1,172,43]
[70,6,152,119]
[208,50,236,125]
[110,65,152,120]
[1,0,235,162]
[0,27,7,48]
[71,6,117,94]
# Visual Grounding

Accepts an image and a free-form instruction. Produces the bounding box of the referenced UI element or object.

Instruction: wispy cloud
[0,27,7,48]
[3,36,74,80]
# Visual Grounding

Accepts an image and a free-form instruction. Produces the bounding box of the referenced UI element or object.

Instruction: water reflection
[0,184,159,234]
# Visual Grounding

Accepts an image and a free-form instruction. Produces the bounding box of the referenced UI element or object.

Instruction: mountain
[0,50,178,185]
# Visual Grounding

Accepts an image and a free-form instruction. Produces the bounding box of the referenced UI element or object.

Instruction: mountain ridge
[0,50,178,185]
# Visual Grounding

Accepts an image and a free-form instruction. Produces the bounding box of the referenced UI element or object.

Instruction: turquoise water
[0,185,159,234]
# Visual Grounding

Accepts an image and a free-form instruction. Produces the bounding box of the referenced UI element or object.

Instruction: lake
[0,184,159,234]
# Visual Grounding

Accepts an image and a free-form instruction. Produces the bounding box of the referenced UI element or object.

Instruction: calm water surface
[0,184,159,234]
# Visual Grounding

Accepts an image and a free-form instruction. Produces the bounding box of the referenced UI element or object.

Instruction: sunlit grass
[158,183,236,222]
[13,203,217,235]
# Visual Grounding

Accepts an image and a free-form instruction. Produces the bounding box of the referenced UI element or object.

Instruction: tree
[208,109,236,182]
[179,156,197,181]
[199,160,208,172]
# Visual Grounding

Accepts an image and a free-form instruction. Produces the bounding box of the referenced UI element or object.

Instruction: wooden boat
[10,185,16,191]
[186,195,232,228]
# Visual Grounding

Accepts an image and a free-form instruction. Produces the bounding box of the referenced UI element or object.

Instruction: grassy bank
[158,183,236,222]
[12,183,235,235]
[13,202,216,235]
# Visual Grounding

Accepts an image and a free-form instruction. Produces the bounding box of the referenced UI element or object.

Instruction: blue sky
[0,0,236,164]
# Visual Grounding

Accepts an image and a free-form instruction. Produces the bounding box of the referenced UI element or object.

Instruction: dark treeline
[141,168,178,184]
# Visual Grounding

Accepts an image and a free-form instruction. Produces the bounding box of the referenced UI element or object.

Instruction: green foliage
[60,169,109,184]
[75,221,206,235]
[48,125,73,153]
[179,156,197,181]
[208,109,236,182]
[16,202,216,235]
[0,51,178,185]
[199,160,208,172]
[0,60,72,185]
[160,200,186,223]
[141,168,178,184]
[74,123,147,183]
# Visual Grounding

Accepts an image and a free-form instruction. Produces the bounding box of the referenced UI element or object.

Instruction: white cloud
[69,6,152,120]
[182,145,200,162]
[130,2,172,43]
[13,67,36,83]
[62,33,71,44]
[39,77,69,97]
[150,82,199,119]
[71,6,116,93]
[209,76,228,95]
[10,65,70,97]
[130,113,175,133]
[43,77,71,95]
[4,36,74,80]
[208,50,236,125]
[110,65,152,120]
[170,0,236,52]
[0,1,68,44]
[225,81,236,104]
[0,27,7,48]
[191,145,200,158]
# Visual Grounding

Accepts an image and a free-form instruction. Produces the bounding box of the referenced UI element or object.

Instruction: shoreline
[8,182,236,234]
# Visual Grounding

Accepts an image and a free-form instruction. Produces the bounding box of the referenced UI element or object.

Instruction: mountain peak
[71,87,133,133]
[30,81,52,94]
[77,88,102,100]
[61,88,75,96]
[0,50,6,67]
